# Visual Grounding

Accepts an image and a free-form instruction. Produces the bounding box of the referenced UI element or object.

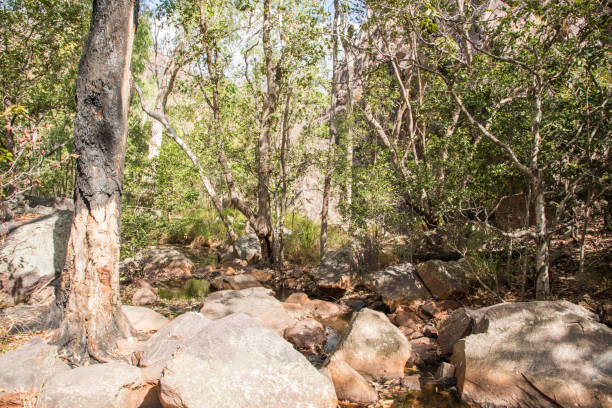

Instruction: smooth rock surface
[365,263,431,310]
[199,287,296,335]
[0,337,69,396]
[450,301,612,408]
[159,313,337,408]
[38,362,149,408]
[122,305,169,333]
[416,260,467,300]
[333,308,411,381]
[0,209,72,303]
[326,356,378,405]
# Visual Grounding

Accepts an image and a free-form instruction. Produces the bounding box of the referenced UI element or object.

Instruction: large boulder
[38,362,152,408]
[234,233,262,262]
[199,287,296,335]
[122,305,169,333]
[364,263,431,310]
[0,337,69,396]
[333,308,411,381]
[416,260,468,300]
[312,242,367,297]
[326,356,378,405]
[135,312,212,379]
[159,313,337,408]
[141,247,194,282]
[447,301,612,408]
[0,208,72,304]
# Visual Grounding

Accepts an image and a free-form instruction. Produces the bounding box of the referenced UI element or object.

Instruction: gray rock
[234,233,262,262]
[401,375,422,392]
[132,282,159,306]
[0,337,69,396]
[199,287,296,335]
[313,242,366,297]
[449,301,612,408]
[122,305,169,333]
[333,308,411,381]
[0,209,72,303]
[436,362,455,381]
[159,313,337,408]
[38,362,150,408]
[0,287,61,333]
[416,260,468,300]
[365,263,431,310]
[136,312,211,379]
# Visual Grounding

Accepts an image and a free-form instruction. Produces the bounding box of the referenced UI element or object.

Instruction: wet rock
[333,308,411,381]
[0,337,69,396]
[365,263,431,310]
[211,274,260,290]
[159,313,337,408]
[401,375,422,392]
[122,305,169,333]
[199,287,296,335]
[284,318,326,350]
[141,247,194,282]
[416,260,467,300]
[132,281,159,306]
[313,242,366,297]
[0,209,72,304]
[38,362,151,408]
[449,301,612,408]
[326,356,378,405]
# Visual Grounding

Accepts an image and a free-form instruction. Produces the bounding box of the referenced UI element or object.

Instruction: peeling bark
[54,0,139,366]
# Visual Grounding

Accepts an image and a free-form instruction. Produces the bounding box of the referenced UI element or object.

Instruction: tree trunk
[54,0,138,366]
[321,0,339,259]
[533,185,550,300]
[147,99,163,159]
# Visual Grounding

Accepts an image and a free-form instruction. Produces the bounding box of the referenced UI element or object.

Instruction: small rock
[285,292,310,305]
[122,305,169,333]
[342,298,367,311]
[284,318,326,350]
[436,362,455,383]
[401,375,422,392]
[249,269,273,283]
[407,337,439,366]
[132,282,159,306]
[212,274,260,290]
[390,308,419,329]
[326,357,378,405]
[422,324,438,338]
[333,308,411,381]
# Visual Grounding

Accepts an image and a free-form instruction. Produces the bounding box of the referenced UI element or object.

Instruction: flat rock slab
[38,362,149,408]
[0,337,68,395]
[365,263,431,310]
[199,287,296,335]
[159,313,337,408]
[122,305,169,333]
[449,301,612,408]
[333,308,411,381]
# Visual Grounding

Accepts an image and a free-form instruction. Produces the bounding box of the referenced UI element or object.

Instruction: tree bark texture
[55,0,138,366]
